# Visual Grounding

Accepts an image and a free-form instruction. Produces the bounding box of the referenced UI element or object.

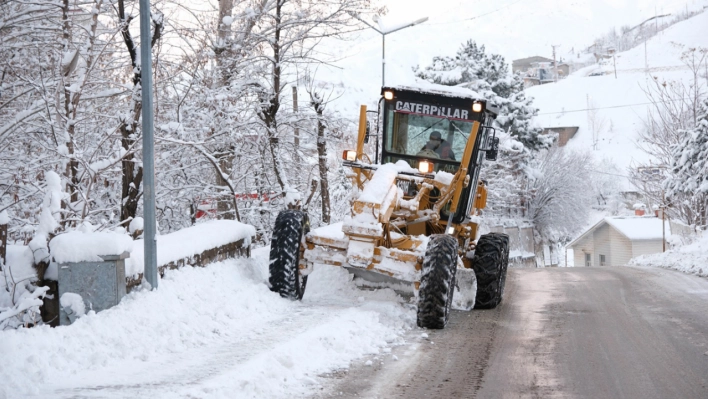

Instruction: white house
[567,217,670,267]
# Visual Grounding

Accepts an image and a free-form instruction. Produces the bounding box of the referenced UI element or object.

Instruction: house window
[600,254,606,266]
[585,253,591,267]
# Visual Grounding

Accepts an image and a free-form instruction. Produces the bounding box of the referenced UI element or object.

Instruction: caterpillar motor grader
[268,85,510,329]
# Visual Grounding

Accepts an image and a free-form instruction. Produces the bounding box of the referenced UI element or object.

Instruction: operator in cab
[419,131,456,161]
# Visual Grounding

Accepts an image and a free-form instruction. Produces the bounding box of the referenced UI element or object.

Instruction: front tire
[269,210,310,300]
[417,235,459,329]
[472,233,509,309]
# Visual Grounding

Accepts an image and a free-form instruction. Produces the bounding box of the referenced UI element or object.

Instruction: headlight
[472,101,483,113]
[383,90,394,100]
[342,150,357,161]
[418,160,433,174]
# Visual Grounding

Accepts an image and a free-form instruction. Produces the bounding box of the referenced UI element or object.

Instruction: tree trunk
[313,99,331,224]
[214,0,235,219]
[116,0,161,226]
[261,0,290,200]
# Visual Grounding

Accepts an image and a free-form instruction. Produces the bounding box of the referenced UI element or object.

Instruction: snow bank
[630,232,708,277]
[0,248,413,398]
[127,220,256,277]
[49,231,134,264]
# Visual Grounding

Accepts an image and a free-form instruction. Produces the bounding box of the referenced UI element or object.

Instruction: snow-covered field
[0,248,415,399]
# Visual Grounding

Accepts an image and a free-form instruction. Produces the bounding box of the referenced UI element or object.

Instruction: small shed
[567,217,670,267]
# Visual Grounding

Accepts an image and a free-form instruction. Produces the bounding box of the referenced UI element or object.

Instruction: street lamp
[349,13,429,86]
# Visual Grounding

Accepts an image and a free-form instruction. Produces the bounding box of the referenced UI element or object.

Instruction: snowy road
[313,266,708,398]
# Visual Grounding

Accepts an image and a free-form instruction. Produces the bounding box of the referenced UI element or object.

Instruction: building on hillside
[513,56,573,88]
[542,126,579,147]
[567,216,670,267]
[512,56,553,74]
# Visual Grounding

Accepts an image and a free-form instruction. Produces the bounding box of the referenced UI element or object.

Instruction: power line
[537,97,690,115]
[427,0,529,25]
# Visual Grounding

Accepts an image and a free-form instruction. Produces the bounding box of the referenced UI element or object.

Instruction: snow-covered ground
[527,10,708,189]
[630,232,708,277]
[0,247,416,399]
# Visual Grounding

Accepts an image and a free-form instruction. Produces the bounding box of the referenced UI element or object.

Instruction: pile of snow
[127,220,256,277]
[630,232,708,277]
[49,230,134,264]
[0,248,414,398]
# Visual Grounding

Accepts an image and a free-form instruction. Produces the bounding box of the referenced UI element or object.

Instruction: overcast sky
[318,0,707,108]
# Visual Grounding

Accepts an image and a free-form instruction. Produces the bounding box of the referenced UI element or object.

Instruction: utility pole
[662,190,666,252]
[552,45,560,82]
[139,0,158,289]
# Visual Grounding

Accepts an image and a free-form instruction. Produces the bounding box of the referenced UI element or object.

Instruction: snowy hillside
[0,249,415,398]
[527,11,708,181]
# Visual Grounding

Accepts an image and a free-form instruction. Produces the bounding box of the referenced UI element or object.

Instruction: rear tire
[417,235,458,329]
[472,233,509,309]
[269,210,310,300]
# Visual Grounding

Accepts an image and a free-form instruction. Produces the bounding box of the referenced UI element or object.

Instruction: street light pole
[139,0,158,289]
[349,14,428,86]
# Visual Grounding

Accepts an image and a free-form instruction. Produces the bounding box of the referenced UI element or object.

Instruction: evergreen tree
[414,40,549,151]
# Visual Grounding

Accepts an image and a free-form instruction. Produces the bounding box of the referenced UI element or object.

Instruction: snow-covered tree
[634,46,707,226]
[664,97,708,228]
[527,149,594,243]
[414,40,549,151]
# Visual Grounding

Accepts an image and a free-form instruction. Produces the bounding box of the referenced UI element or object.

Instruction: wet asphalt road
[314,266,708,398]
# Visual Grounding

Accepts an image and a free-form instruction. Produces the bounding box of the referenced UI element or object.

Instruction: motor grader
[269,85,510,329]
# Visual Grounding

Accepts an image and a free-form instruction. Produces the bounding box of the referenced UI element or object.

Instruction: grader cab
[268,85,510,329]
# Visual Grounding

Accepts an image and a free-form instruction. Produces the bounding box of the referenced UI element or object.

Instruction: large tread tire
[417,235,459,329]
[269,210,310,300]
[472,233,509,309]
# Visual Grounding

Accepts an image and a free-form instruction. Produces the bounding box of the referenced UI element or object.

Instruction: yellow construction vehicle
[269,85,510,329]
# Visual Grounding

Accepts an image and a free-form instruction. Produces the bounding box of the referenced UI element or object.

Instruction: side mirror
[485,137,499,161]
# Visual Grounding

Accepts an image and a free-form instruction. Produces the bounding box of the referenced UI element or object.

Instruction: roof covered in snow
[605,217,670,240]
[568,216,671,247]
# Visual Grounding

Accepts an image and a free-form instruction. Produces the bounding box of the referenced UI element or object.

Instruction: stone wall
[125,238,250,291]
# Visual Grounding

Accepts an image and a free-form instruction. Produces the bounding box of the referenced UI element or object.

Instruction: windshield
[383,103,474,165]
